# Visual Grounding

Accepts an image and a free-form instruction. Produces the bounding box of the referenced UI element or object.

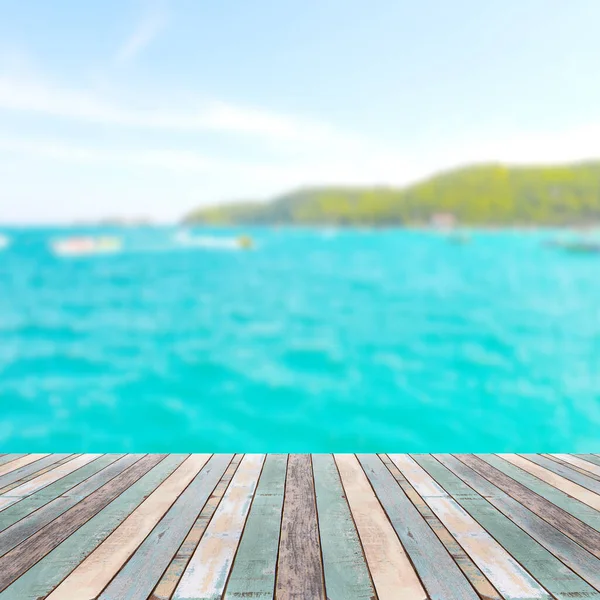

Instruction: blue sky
[1,0,600,223]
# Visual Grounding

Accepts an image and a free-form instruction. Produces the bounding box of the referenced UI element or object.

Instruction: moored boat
[51,236,122,257]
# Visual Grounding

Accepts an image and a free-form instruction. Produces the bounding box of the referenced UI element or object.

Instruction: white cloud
[116,2,167,64]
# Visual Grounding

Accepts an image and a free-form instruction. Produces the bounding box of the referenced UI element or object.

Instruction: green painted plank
[0,454,141,556]
[438,454,600,592]
[0,454,72,490]
[310,454,375,600]
[223,454,287,600]
[99,454,233,600]
[579,455,600,469]
[478,454,600,532]
[0,454,186,600]
[413,455,599,600]
[0,454,124,532]
[523,454,600,494]
[357,454,478,600]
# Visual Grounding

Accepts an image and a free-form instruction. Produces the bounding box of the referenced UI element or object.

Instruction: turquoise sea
[0,227,599,453]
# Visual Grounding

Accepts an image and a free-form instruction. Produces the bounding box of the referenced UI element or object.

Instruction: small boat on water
[175,231,254,250]
[51,236,122,257]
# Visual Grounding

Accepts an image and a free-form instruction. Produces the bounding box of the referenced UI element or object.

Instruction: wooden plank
[479,454,600,532]
[0,453,169,592]
[456,455,600,560]
[0,454,101,511]
[223,454,287,600]
[411,454,598,599]
[358,454,478,600]
[0,454,187,600]
[173,454,265,600]
[524,454,600,493]
[380,454,502,600]
[308,454,376,600]
[47,454,213,600]
[501,454,600,511]
[438,454,600,592]
[335,454,426,600]
[0,455,46,478]
[0,454,140,555]
[273,455,326,600]
[579,455,600,469]
[0,454,125,533]
[0,456,26,469]
[547,454,600,480]
[150,455,243,600]
[0,454,79,495]
[391,454,550,600]
[98,455,232,600]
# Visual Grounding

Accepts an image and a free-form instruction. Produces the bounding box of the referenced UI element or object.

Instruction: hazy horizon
[2,1,600,224]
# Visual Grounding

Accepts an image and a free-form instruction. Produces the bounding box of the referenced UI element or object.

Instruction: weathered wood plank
[0,454,140,556]
[309,454,376,600]
[411,454,598,599]
[335,454,426,600]
[380,454,502,600]
[438,454,600,592]
[98,454,232,600]
[0,454,64,490]
[0,454,186,600]
[0,455,47,479]
[0,454,101,512]
[275,454,326,600]
[502,454,600,511]
[358,454,478,600]
[457,455,600,560]
[0,454,79,495]
[223,454,287,600]
[0,453,169,592]
[478,454,600,532]
[173,454,265,600]
[579,455,600,469]
[150,455,243,600]
[0,456,26,469]
[524,454,600,493]
[547,454,600,480]
[47,454,213,600]
[0,454,125,533]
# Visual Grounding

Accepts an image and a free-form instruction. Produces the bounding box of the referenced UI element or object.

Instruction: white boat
[51,236,122,257]
[0,234,9,251]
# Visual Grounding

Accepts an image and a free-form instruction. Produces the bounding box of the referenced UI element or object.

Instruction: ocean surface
[0,226,599,453]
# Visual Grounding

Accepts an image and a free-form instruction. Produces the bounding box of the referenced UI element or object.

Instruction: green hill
[183,162,600,226]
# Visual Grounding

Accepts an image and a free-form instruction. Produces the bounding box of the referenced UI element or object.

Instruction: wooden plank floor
[0,454,600,599]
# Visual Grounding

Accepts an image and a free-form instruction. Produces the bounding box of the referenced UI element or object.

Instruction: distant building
[430,212,457,230]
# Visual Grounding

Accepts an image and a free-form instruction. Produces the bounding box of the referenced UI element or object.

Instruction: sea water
[0,227,599,452]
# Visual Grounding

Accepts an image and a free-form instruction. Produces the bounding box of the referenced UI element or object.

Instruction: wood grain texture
[0,453,168,592]
[0,454,125,534]
[438,454,600,592]
[0,455,48,479]
[0,454,187,600]
[391,454,550,600]
[480,454,600,532]
[312,454,376,600]
[457,455,600,560]
[358,454,478,600]
[524,454,600,493]
[173,454,265,600]
[379,454,502,600]
[411,454,598,599]
[0,454,78,496]
[335,454,425,600]
[501,454,600,511]
[547,454,600,480]
[0,456,26,469]
[0,454,101,512]
[275,454,326,600]
[224,454,287,600]
[0,454,140,556]
[47,454,212,600]
[150,455,243,600]
[99,454,232,600]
